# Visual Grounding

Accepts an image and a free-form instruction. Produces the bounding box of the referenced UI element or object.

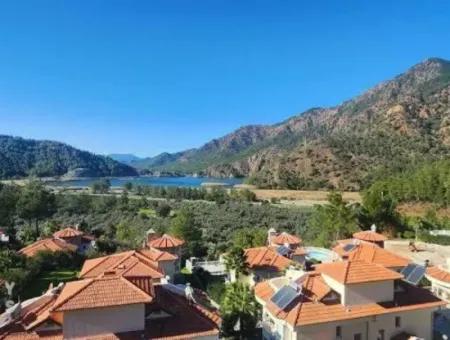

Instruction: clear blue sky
[1,1,450,157]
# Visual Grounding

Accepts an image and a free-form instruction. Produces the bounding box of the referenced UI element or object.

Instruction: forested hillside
[134,58,450,190]
[365,160,450,206]
[0,135,138,178]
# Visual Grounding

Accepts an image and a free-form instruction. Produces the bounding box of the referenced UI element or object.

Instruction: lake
[49,176,244,188]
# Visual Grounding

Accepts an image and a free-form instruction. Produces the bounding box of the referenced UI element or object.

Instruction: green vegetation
[220,282,260,339]
[22,269,78,299]
[0,135,137,178]
[365,160,450,205]
[307,192,359,247]
[0,250,84,303]
[91,179,111,194]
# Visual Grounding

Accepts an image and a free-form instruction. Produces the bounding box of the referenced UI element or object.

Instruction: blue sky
[1,1,450,157]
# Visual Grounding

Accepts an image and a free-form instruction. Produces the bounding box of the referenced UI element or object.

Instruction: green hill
[0,135,138,178]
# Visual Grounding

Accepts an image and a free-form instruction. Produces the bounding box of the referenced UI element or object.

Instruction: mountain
[108,153,142,165]
[134,58,450,190]
[0,136,138,179]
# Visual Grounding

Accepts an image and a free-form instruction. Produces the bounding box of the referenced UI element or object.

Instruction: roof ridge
[81,255,112,277]
[51,279,93,311]
[343,261,351,283]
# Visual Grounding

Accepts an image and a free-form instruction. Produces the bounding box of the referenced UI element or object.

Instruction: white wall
[321,274,394,306]
[63,304,145,339]
[344,281,394,305]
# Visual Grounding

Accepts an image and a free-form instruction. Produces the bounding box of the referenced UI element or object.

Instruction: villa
[52,227,95,254]
[333,238,410,272]
[79,248,178,282]
[426,258,450,303]
[19,238,78,257]
[255,260,446,340]
[239,246,294,286]
[146,230,185,270]
[0,256,220,339]
[19,226,96,257]
[268,229,306,265]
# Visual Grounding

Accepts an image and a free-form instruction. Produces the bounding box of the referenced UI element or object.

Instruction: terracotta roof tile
[52,276,152,312]
[317,260,403,284]
[353,230,387,242]
[426,266,450,283]
[256,277,446,327]
[19,239,77,257]
[301,272,332,301]
[244,246,292,272]
[272,232,302,246]
[138,248,178,261]
[79,251,166,279]
[148,234,185,249]
[333,241,410,268]
[53,227,83,239]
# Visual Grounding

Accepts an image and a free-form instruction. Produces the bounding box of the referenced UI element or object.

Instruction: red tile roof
[53,227,83,239]
[52,276,152,312]
[333,241,409,268]
[148,234,185,249]
[426,266,450,283]
[79,251,165,279]
[272,232,302,246]
[317,260,403,284]
[138,248,177,262]
[255,276,446,327]
[244,246,292,272]
[353,230,387,242]
[19,239,77,257]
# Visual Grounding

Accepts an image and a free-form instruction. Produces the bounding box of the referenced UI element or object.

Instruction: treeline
[90,179,258,203]
[365,160,450,205]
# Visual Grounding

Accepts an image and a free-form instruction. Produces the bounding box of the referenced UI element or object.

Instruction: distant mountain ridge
[108,153,142,165]
[0,136,138,179]
[133,58,450,190]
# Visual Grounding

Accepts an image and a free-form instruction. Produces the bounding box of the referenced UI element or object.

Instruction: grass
[23,269,78,299]
[138,208,156,218]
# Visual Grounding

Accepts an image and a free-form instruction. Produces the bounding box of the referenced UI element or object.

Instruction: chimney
[370,224,377,233]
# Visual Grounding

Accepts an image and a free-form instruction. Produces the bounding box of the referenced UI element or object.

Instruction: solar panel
[276,245,291,256]
[400,264,416,278]
[343,244,356,252]
[270,285,300,310]
[406,265,426,285]
[401,264,426,285]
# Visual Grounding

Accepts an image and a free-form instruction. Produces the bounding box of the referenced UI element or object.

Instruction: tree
[224,247,248,281]
[16,181,56,239]
[91,179,111,194]
[360,191,402,236]
[0,184,19,226]
[308,192,358,247]
[232,228,267,249]
[156,203,171,218]
[169,210,203,257]
[123,182,133,192]
[220,282,260,339]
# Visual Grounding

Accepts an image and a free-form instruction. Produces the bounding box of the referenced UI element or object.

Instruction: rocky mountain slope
[134,58,450,190]
[0,136,138,178]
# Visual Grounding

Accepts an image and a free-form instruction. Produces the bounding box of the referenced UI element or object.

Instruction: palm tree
[224,247,248,281]
[220,282,260,339]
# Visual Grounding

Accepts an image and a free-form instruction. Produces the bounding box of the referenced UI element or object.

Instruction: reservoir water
[49,176,244,188]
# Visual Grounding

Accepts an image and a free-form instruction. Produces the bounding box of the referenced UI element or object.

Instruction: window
[354,334,362,340]
[336,326,342,338]
[395,316,401,328]
[378,329,385,340]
